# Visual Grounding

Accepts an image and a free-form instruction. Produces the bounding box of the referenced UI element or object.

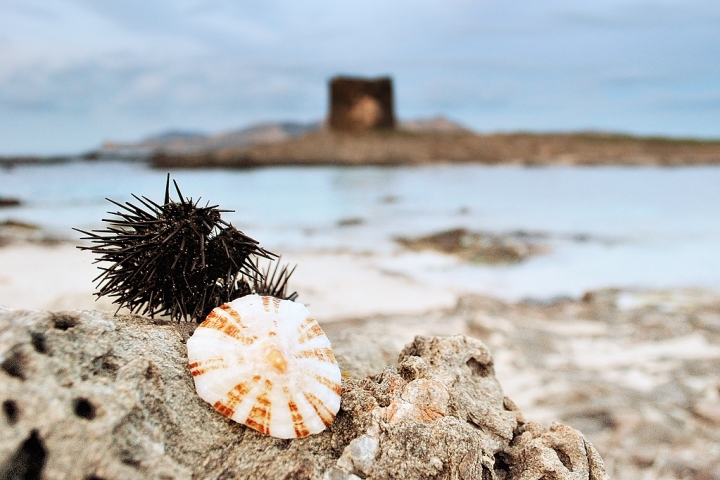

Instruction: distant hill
[147,130,208,141]
[100,117,470,156]
[102,121,321,155]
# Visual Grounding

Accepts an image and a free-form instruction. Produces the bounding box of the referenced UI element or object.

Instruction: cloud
[1,0,720,154]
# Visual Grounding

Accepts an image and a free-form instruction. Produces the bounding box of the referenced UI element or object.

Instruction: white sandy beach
[0,243,458,319]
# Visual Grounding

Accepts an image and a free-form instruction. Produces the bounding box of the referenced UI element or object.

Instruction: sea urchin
[75,175,296,322]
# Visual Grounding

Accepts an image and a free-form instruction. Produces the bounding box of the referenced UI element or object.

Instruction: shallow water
[2,161,720,300]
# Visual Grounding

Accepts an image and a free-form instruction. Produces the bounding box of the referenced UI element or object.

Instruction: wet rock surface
[395,228,547,265]
[0,198,21,208]
[0,307,607,479]
[0,221,66,247]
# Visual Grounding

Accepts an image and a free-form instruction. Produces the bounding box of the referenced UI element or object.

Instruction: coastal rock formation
[0,220,64,247]
[328,77,396,132]
[0,307,608,479]
[149,130,720,169]
[0,198,21,208]
[395,228,548,265]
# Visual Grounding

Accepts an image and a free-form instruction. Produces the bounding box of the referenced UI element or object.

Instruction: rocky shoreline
[150,130,720,169]
[5,130,720,168]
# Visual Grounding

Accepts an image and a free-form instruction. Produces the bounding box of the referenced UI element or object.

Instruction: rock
[0,198,21,208]
[697,464,720,480]
[692,401,720,426]
[0,220,67,247]
[330,330,398,379]
[395,228,547,265]
[0,308,609,479]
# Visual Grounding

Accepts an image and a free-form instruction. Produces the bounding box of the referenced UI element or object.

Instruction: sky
[1,0,719,155]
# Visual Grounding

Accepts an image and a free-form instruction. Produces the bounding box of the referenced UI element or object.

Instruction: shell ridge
[303,391,336,427]
[245,379,273,435]
[190,327,250,350]
[294,333,332,350]
[262,296,271,313]
[199,307,255,345]
[213,374,262,419]
[218,303,247,328]
[189,357,226,377]
[314,374,342,396]
[282,386,310,438]
[297,317,325,344]
[272,297,281,313]
[295,347,336,364]
[294,360,341,383]
[293,391,326,434]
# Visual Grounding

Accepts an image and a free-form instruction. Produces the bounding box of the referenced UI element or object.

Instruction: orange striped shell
[186,294,341,438]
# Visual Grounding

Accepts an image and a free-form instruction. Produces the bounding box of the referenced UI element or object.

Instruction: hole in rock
[144,361,160,380]
[555,448,573,471]
[0,430,47,480]
[30,332,48,354]
[466,356,492,377]
[1,348,27,380]
[119,453,142,468]
[493,452,511,475]
[91,356,119,378]
[3,399,19,424]
[50,313,79,330]
[86,476,105,480]
[73,398,97,420]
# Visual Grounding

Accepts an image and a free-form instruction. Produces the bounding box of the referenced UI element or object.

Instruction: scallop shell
[186,294,341,438]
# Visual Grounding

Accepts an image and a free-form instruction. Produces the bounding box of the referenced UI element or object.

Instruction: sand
[0,244,458,319]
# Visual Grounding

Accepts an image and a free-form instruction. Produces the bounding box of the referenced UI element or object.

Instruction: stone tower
[328,76,396,131]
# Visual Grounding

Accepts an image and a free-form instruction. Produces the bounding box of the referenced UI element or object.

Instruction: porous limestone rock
[0,307,609,479]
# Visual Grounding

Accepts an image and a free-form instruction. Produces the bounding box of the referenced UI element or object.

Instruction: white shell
[187,294,341,438]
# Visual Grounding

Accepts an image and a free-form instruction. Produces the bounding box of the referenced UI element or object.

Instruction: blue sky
[1,0,719,155]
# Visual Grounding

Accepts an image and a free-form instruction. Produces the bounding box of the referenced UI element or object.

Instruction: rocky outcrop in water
[0,307,608,479]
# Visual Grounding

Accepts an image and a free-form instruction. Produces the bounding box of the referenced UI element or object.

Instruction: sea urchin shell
[187,295,341,438]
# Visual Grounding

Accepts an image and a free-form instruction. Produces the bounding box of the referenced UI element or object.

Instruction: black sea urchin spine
[247,257,299,301]
[74,175,276,322]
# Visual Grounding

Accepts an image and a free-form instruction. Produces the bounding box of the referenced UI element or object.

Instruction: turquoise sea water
[2,161,720,299]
